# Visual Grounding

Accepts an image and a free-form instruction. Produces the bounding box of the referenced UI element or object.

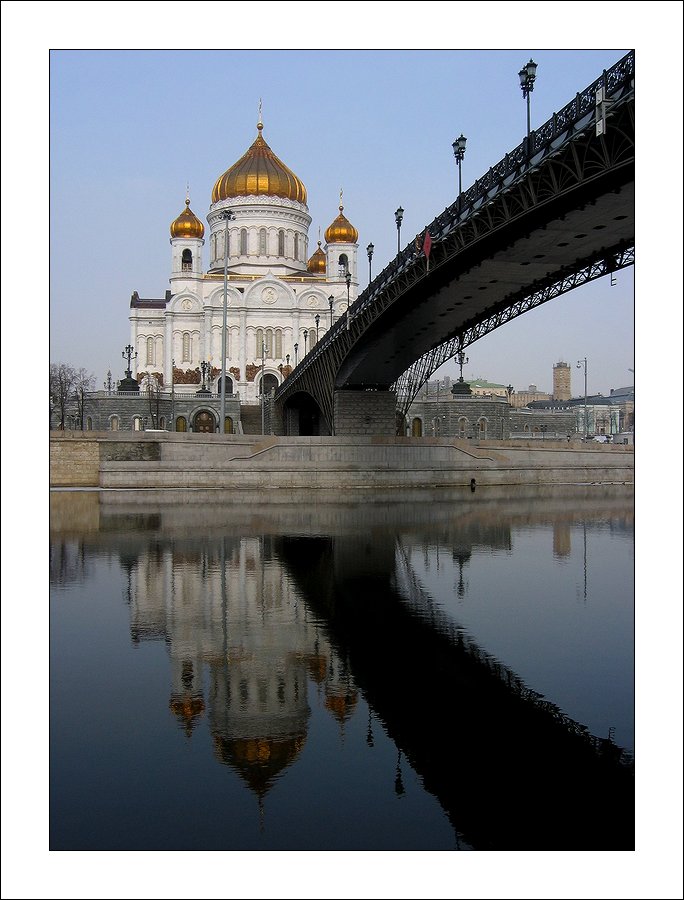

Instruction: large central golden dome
[212,123,307,205]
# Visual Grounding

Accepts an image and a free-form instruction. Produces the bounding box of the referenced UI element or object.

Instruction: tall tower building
[553,361,571,401]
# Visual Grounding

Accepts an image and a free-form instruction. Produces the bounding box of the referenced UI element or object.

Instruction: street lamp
[122,344,137,379]
[104,370,113,393]
[294,342,298,366]
[345,269,352,330]
[303,330,308,355]
[219,209,235,433]
[518,58,538,140]
[261,341,266,435]
[506,383,514,402]
[315,313,320,345]
[395,207,404,254]
[456,349,469,383]
[577,357,588,440]
[328,295,334,328]
[366,242,374,282]
[452,134,467,199]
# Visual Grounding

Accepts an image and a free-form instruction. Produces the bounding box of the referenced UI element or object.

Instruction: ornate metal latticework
[394,244,635,419]
[276,52,635,433]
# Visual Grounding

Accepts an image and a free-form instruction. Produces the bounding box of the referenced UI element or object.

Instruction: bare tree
[73,368,96,429]
[143,373,161,429]
[50,363,95,429]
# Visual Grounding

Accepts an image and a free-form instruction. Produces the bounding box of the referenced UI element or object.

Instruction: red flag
[423,229,432,259]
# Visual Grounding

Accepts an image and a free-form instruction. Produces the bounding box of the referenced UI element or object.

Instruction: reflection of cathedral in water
[126,536,356,799]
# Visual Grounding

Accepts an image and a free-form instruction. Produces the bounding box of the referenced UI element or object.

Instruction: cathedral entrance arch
[193,411,215,433]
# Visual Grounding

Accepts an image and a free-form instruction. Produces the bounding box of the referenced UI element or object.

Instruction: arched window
[133,416,143,431]
[240,228,248,255]
[274,329,283,359]
[479,418,488,437]
[159,417,165,430]
[338,253,349,276]
[458,417,468,438]
[259,228,267,255]
[86,417,93,431]
[256,328,264,356]
[432,417,441,436]
[224,416,234,434]
[308,328,316,348]
[265,328,273,357]
[176,416,187,433]
[218,375,233,396]
[411,417,423,437]
[278,229,285,256]
[210,233,217,261]
[182,249,192,271]
[294,233,299,260]
[110,416,119,431]
[182,332,191,362]
[146,336,154,365]
[524,424,530,433]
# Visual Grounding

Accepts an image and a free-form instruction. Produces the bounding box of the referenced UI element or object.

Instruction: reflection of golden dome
[212,123,307,204]
[305,653,328,684]
[324,688,358,724]
[213,733,306,797]
[170,198,205,239]
[169,695,205,737]
[324,203,358,244]
[307,241,327,275]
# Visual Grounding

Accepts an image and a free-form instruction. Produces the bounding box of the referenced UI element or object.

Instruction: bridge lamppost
[452,134,467,202]
[315,313,320,345]
[395,206,404,254]
[294,343,298,366]
[104,370,113,394]
[577,357,588,440]
[366,242,374,283]
[519,59,538,140]
[345,269,352,331]
[328,295,334,329]
[218,209,235,432]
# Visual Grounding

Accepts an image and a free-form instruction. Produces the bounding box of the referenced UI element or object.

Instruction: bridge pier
[334,389,398,436]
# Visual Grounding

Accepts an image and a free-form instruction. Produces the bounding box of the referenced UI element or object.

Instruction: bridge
[275,51,634,436]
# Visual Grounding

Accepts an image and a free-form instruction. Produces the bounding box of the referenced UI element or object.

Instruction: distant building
[553,361,572,401]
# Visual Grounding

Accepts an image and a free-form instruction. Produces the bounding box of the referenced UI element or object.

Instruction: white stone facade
[130,128,360,406]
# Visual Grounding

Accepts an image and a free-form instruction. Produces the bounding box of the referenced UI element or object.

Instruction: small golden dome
[170,198,205,239]
[307,240,327,274]
[324,203,358,244]
[212,123,307,204]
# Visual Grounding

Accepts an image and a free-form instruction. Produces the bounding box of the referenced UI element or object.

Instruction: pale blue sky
[2,4,683,899]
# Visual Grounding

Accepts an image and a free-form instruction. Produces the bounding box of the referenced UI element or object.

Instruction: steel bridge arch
[275,52,634,434]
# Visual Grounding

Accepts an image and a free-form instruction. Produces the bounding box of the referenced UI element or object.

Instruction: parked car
[592,435,610,443]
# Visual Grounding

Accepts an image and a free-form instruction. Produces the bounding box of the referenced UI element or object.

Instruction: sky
[2,3,684,900]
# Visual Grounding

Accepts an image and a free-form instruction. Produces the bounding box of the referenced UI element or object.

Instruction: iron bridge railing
[278,50,635,399]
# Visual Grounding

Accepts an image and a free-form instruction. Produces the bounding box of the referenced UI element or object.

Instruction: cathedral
[129,114,360,423]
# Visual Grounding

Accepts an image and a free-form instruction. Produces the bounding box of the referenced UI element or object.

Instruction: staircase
[240,404,264,435]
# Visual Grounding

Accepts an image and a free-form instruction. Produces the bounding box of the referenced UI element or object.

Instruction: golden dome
[307,241,327,274]
[324,202,358,244]
[170,198,205,239]
[212,123,307,204]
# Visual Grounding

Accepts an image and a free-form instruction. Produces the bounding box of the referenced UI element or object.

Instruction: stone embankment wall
[50,432,634,491]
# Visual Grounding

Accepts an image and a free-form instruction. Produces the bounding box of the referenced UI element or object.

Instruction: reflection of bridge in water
[273,529,634,850]
[50,488,634,849]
